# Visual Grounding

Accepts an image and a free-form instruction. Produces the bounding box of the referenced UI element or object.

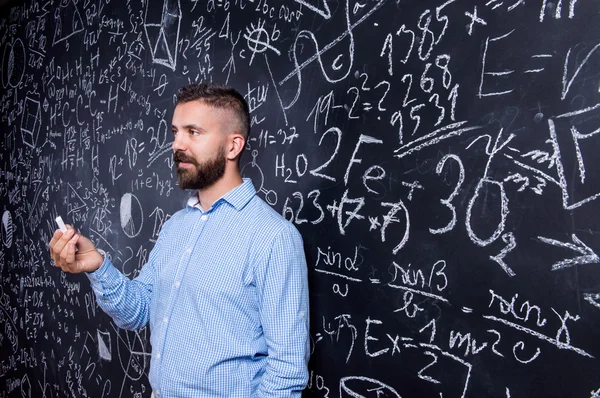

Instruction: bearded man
[49,83,310,397]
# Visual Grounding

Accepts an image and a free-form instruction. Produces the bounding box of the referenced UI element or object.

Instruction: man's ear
[227,134,245,161]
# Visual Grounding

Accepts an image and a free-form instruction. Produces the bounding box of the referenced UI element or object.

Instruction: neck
[196,165,243,211]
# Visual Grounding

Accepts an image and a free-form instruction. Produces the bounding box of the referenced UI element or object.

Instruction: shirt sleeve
[255,223,310,397]
[85,220,170,331]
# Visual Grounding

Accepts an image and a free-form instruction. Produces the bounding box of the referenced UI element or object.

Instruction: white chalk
[55,216,67,233]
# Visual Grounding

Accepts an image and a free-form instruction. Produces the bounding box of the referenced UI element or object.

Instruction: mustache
[173,151,199,166]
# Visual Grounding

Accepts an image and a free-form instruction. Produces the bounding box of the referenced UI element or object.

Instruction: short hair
[176,83,251,155]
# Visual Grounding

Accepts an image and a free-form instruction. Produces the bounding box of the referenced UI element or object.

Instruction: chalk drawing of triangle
[21,374,31,398]
[66,183,88,216]
[548,120,600,210]
[153,28,175,69]
[53,0,84,45]
[294,0,331,19]
[144,0,181,71]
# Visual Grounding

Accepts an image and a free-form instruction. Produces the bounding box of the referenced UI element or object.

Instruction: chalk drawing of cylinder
[20,97,42,148]
[2,39,26,89]
[144,0,181,71]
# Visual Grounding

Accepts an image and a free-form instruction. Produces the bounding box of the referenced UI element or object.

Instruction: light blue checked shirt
[86,179,310,397]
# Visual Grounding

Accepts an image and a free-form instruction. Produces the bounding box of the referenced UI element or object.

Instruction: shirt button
[174,281,180,288]
[163,316,169,323]
[299,311,305,318]
[155,353,161,359]
[155,392,160,397]
[201,215,208,221]
[185,248,192,254]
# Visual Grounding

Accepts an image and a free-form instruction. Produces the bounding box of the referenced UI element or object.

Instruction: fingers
[51,227,73,259]
[60,234,80,272]
[49,224,77,252]
[50,228,78,271]
[49,229,62,249]
[59,235,79,272]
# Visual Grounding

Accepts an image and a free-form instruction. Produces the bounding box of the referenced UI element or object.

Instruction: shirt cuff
[85,250,120,286]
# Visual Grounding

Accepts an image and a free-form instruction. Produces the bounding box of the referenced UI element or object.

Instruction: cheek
[186,144,203,159]
[190,138,224,159]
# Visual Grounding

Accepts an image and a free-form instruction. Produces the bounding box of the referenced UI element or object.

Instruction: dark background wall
[1,0,599,397]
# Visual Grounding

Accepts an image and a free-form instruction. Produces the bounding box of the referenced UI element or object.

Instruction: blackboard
[1,0,599,396]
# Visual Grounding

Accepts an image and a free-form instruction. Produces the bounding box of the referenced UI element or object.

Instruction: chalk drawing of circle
[1,44,10,88]
[2,39,25,89]
[120,193,143,238]
[241,162,264,193]
[116,329,148,380]
[246,27,271,54]
[340,376,401,397]
[2,210,13,248]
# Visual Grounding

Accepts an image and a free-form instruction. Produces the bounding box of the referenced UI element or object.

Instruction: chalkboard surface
[1,0,599,397]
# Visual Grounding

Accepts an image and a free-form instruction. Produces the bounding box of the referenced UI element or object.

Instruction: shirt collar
[186,178,256,211]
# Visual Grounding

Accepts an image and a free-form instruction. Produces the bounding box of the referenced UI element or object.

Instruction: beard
[174,146,226,190]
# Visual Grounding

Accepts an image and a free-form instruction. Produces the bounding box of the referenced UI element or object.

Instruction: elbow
[114,316,147,331]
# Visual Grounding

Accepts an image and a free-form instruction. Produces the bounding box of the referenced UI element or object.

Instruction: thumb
[73,235,104,273]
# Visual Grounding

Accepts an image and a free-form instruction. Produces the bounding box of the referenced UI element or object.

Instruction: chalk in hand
[55,216,67,233]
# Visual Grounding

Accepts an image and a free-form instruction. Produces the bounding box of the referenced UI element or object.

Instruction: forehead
[172,101,228,128]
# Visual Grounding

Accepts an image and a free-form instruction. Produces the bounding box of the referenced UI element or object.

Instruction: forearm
[86,256,152,330]
[256,225,310,396]
[257,302,309,396]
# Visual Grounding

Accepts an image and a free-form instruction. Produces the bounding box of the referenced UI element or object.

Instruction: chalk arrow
[222,55,236,84]
[538,234,600,271]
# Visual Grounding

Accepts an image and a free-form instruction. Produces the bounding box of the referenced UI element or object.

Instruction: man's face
[171,101,228,190]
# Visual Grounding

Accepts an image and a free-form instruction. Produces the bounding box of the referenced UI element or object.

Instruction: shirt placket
[153,208,210,396]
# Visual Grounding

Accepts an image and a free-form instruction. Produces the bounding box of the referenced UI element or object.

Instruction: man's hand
[49,226,104,273]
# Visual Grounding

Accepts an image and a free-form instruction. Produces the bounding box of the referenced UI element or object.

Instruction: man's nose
[172,132,187,152]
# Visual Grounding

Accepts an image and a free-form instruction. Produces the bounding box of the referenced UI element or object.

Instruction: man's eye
[190,130,200,136]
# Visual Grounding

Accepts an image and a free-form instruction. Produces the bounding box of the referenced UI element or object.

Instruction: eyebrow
[172,124,206,132]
